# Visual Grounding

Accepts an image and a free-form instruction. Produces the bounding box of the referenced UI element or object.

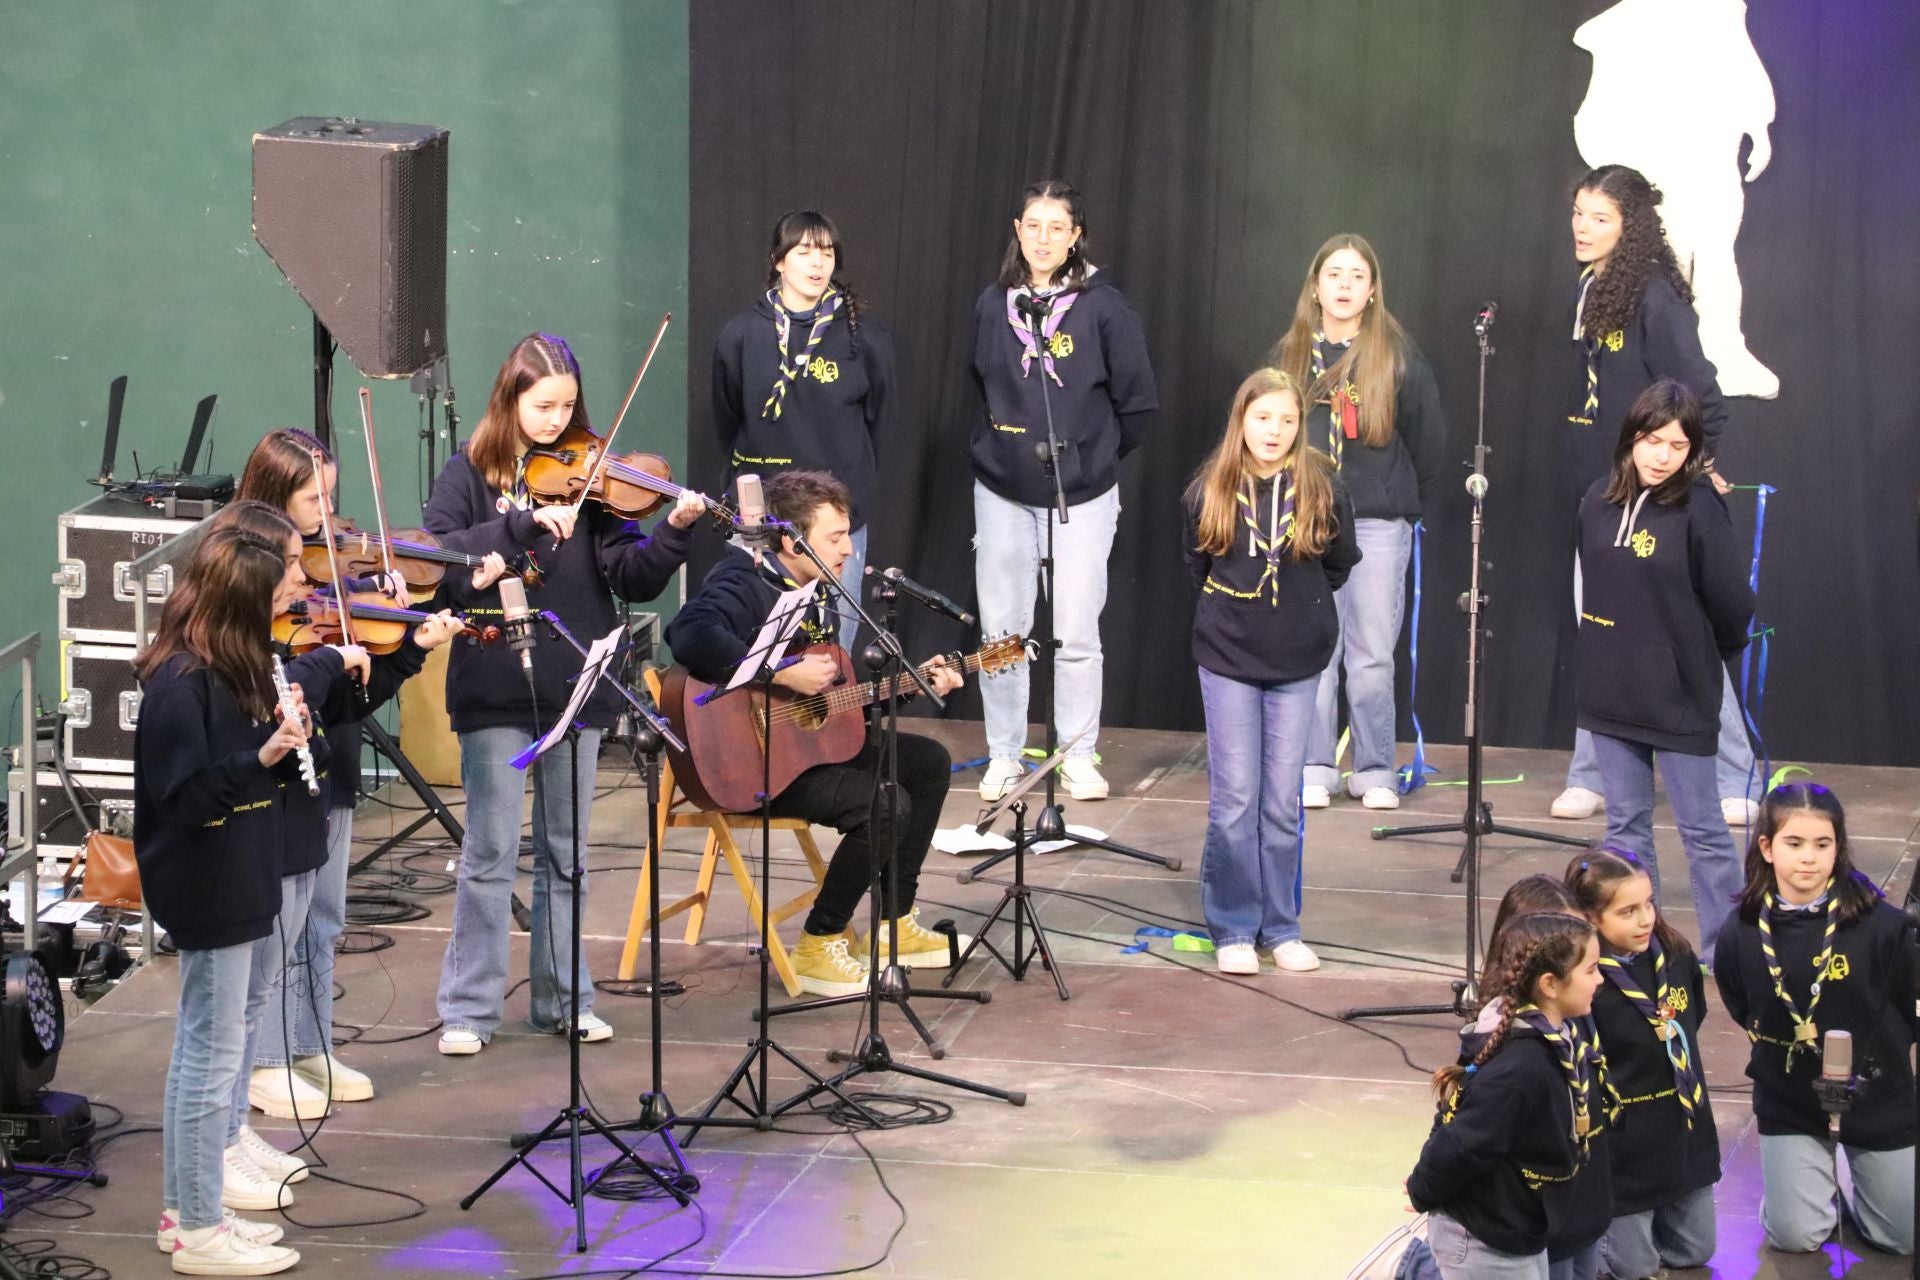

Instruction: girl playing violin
[423,332,704,1054]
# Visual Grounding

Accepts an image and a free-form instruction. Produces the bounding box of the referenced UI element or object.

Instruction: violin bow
[568,311,673,523]
[357,387,402,596]
[308,449,360,653]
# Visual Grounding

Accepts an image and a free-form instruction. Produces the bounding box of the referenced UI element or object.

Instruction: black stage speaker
[251,116,450,379]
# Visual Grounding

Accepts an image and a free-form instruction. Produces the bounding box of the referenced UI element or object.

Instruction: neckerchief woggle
[763,288,843,420]
[1599,937,1705,1127]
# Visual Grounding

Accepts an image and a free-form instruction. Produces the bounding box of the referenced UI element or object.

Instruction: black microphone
[1815,1028,1855,1135]
[1015,291,1053,324]
[1474,300,1498,336]
[868,566,975,628]
[498,576,537,677]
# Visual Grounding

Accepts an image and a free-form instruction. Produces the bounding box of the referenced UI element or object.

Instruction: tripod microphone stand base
[949,799,1072,1001]
[1373,799,1589,883]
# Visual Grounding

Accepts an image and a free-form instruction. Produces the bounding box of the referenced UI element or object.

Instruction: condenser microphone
[732,472,789,565]
[1474,301,1498,336]
[1816,1028,1855,1134]
[498,575,536,677]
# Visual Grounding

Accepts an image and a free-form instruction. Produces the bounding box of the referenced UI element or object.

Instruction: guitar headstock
[977,634,1027,676]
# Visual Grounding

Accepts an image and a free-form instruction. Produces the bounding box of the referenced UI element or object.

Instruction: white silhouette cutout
[1575,0,1779,399]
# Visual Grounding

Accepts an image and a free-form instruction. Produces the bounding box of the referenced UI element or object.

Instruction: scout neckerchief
[1202,470,1295,606]
[1006,286,1078,385]
[1574,267,1599,422]
[762,555,835,646]
[1760,879,1838,1067]
[1310,333,1359,468]
[1600,937,1705,1126]
[763,288,843,421]
[1515,1002,1595,1150]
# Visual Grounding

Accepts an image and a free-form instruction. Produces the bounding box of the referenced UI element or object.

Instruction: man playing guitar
[664,470,966,996]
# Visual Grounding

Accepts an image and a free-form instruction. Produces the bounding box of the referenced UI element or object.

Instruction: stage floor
[39,724,1920,1277]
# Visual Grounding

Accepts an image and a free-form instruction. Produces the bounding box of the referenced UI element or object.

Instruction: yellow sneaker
[790,932,870,996]
[860,909,972,971]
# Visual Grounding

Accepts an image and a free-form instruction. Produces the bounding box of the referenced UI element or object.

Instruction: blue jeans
[1198,666,1316,949]
[1589,733,1744,962]
[232,867,318,1139]
[973,481,1119,762]
[1760,1133,1914,1255]
[1546,1240,1598,1280]
[1426,1212,1549,1279]
[1601,1183,1716,1277]
[164,942,254,1229]
[1306,516,1412,796]
[1568,556,1757,801]
[255,809,350,1069]
[437,725,601,1039]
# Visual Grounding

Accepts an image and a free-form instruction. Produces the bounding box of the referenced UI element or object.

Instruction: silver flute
[270,654,321,796]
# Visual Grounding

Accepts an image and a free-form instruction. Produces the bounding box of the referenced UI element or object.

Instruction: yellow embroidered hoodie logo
[1630,529,1657,559]
[807,356,839,383]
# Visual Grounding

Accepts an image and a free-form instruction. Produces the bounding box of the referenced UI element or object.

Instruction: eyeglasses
[1019,221,1075,242]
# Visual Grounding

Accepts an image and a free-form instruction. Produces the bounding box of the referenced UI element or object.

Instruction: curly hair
[1434,912,1594,1103]
[1575,165,1694,342]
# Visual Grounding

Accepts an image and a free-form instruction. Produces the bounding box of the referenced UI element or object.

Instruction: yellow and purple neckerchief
[1759,879,1837,1067]
[1600,937,1705,1127]
[1515,1002,1597,1150]
[1007,287,1077,385]
[1310,333,1359,469]
[1202,471,1295,606]
[763,288,843,421]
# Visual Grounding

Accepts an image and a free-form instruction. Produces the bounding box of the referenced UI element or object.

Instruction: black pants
[770,730,951,935]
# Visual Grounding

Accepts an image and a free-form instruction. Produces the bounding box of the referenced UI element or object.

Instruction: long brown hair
[1601,378,1706,506]
[236,428,332,513]
[1185,368,1336,560]
[1479,874,1580,995]
[467,333,591,491]
[1434,912,1595,1103]
[1735,782,1880,926]
[1564,846,1695,965]
[133,513,297,721]
[1270,234,1407,448]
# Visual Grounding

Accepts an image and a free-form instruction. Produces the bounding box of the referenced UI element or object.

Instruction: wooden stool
[616,670,828,998]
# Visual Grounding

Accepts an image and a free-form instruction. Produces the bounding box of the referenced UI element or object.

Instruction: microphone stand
[967,292,1180,880]
[1345,309,1583,1024]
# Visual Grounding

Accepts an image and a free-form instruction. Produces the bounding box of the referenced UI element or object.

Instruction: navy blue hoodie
[712,295,894,530]
[1302,335,1447,521]
[970,275,1157,507]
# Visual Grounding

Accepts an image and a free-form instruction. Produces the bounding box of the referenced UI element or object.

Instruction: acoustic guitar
[657,636,1026,813]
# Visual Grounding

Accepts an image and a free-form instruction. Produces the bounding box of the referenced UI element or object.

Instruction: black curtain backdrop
[688,0,1920,768]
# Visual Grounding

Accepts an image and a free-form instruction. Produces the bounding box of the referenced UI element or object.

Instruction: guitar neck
[821,649,985,717]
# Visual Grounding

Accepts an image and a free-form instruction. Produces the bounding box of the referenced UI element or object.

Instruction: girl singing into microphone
[712,210,895,648]
[134,520,315,1274]
[1270,234,1446,812]
[422,332,703,1055]
[1714,782,1915,1256]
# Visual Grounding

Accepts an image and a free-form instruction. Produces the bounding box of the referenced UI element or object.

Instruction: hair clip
[1464,1064,1478,1075]
[1578,860,1589,872]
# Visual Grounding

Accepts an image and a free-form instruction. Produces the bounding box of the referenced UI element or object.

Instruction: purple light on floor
[384,1225,511,1272]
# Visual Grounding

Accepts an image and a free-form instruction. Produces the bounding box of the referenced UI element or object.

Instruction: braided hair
[766,210,863,353]
[1574,165,1694,342]
[1434,912,1595,1103]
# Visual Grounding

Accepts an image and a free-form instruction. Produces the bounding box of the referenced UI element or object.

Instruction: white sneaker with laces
[547,1012,613,1043]
[1722,796,1759,827]
[1270,940,1321,972]
[1302,784,1332,809]
[220,1143,294,1212]
[1549,786,1603,820]
[1360,786,1400,810]
[170,1219,299,1275]
[158,1208,284,1254]
[1215,942,1259,975]
[438,1028,484,1056]
[1060,756,1109,801]
[292,1052,373,1102]
[978,758,1025,801]
[246,1065,328,1121]
[235,1125,309,1185]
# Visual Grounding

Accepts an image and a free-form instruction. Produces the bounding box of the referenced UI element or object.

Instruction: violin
[274,595,500,655]
[299,520,540,595]
[522,423,737,528]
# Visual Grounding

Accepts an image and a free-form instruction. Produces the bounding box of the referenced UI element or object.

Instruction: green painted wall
[0,0,688,741]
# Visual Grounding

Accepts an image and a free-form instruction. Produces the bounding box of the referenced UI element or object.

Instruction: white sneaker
[247,1066,328,1121]
[1360,786,1400,810]
[438,1028,483,1056]
[1722,796,1759,827]
[1215,942,1259,975]
[978,758,1026,801]
[158,1208,284,1254]
[292,1052,373,1102]
[1060,757,1109,801]
[1549,786,1603,820]
[545,1011,613,1043]
[221,1143,294,1212]
[1270,940,1321,972]
[171,1219,299,1275]
[235,1125,309,1186]
[1302,784,1332,809]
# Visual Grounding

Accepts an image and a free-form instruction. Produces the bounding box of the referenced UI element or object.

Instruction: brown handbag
[64,831,144,911]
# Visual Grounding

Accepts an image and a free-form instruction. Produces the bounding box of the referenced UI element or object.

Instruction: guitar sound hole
[793,695,828,730]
